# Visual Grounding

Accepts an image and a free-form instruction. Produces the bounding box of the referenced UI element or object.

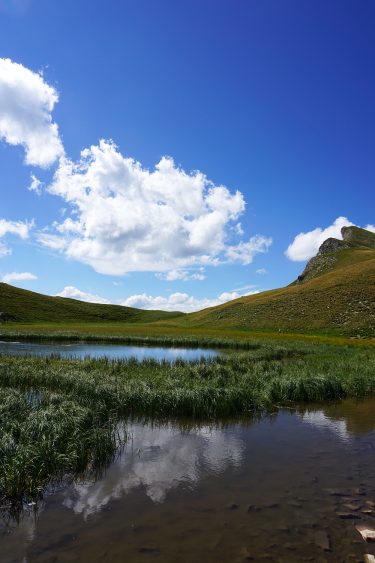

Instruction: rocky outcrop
[318,237,350,254]
[342,226,375,248]
[297,238,349,283]
[297,226,375,284]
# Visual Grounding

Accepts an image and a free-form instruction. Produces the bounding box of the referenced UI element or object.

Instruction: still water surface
[1,399,375,562]
[0,341,219,362]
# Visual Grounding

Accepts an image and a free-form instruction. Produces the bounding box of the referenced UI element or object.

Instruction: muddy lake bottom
[2,399,375,562]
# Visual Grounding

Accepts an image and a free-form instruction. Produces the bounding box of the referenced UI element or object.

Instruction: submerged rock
[342,503,361,511]
[336,511,361,519]
[314,530,331,551]
[356,524,375,542]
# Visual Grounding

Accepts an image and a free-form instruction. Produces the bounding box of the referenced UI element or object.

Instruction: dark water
[2,399,375,562]
[0,341,219,362]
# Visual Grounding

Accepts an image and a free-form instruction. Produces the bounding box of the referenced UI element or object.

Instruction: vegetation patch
[0,338,374,510]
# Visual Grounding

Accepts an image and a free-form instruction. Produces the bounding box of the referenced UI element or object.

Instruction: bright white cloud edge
[2,271,37,284]
[56,286,111,305]
[0,218,33,257]
[0,58,64,167]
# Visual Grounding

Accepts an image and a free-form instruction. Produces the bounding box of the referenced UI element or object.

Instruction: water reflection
[2,399,375,562]
[300,410,352,441]
[63,422,245,516]
[299,398,375,441]
[0,341,219,361]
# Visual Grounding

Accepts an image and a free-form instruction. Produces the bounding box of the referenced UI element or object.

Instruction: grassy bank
[0,338,374,508]
[1,321,374,347]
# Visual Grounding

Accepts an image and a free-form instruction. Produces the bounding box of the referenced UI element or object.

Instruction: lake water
[0,341,220,362]
[1,398,375,562]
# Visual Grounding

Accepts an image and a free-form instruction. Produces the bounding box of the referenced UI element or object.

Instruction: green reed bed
[0,331,262,349]
[0,340,374,508]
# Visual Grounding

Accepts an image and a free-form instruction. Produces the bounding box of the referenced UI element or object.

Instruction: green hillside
[0,226,373,335]
[0,283,183,323]
[177,227,375,336]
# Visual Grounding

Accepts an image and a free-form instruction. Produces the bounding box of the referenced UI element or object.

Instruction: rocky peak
[318,237,349,255]
[341,226,375,248]
[296,226,375,284]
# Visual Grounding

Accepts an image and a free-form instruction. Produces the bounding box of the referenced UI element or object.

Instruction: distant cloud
[28,173,43,195]
[0,58,64,167]
[121,289,258,313]
[285,216,355,261]
[256,268,267,275]
[225,236,272,265]
[35,139,271,275]
[156,269,206,282]
[0,218,32,256]
[56,285,111,304]
[2,271,37,284]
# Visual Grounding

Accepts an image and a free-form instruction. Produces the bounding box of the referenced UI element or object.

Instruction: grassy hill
[0,226,373,336]
[176,227,375,336]
[0,283,183,323]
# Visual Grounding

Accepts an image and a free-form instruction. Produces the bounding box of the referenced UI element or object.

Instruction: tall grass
[0,331,263,349]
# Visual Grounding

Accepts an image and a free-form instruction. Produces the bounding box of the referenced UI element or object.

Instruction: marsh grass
[0,331,263,350]
[0,338,374,511]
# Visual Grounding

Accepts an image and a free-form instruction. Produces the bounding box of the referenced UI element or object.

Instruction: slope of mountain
[0,283,183,323]
[0,227,373,335]
[179,227,375,336]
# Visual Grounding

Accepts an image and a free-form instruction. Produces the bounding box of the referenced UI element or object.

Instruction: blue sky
[0,0,373,311]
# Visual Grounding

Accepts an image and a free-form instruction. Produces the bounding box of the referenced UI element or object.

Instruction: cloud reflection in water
[63,422,244,517]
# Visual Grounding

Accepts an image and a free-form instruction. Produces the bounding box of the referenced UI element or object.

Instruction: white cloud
[28,173,43,195]
[225,235,272,265]
[256,268,267,275]
[2,271,37,284]
[0,218,32,256]
[285,216,355,261]
[156,269,206,282]
[0,58,64,167]
[56,285,111,304]
[120,289,258,313]
[365,224,375,233]
[36,140,271,275]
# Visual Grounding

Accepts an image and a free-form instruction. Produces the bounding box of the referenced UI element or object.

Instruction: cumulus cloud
[2,271,37,284]
[0,218,32,256]
[0,58,64,167]
[156,269,206,282]
[35,140,271,275]
[285,216,355,261]
[56,285,111,304]
[121,289,258,313]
